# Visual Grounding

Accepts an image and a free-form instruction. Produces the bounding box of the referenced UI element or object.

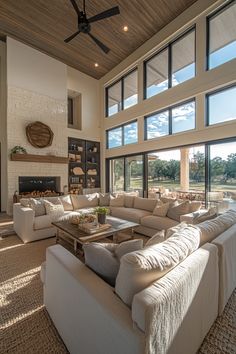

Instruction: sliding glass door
[125,155,143,196]
[109,158,124,193]
[208,141,236,212]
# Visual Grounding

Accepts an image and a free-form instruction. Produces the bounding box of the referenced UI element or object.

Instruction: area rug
[0,235,235,354]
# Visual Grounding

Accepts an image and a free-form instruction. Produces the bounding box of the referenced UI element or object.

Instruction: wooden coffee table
[52,216,139,255]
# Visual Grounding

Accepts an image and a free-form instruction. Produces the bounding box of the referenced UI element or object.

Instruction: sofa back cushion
[110,194,124,207]
[71,193,98,210]
[124,195,135,208]
[167,201,190,221]
[115,224,200,306]
[197,209,236,245]
[133,197,157,212]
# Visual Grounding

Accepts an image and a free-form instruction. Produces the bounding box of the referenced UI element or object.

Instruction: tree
[190,152,205,182]
[165,160,180,181]
[210,156,225,181]
[225,153,236,180]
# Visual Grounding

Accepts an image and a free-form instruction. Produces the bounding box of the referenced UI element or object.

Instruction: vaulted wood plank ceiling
[0,0,198,79]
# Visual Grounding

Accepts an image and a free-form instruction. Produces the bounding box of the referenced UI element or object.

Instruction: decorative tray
[78,223,111,234]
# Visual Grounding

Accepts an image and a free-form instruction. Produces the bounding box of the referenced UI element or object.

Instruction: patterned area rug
[0,235,235,354]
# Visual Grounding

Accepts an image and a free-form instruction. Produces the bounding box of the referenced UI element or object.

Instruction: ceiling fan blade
[69,0,81,16]
[64,30,80,43]
[88,6,120,23]
[88,32,110,54]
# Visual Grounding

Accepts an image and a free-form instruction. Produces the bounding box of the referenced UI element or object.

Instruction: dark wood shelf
[68,138,100,193]
[11,153,69,164]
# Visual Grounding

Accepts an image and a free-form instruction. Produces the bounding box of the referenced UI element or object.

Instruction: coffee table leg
[56,229,59,244]
[73,240,77,255]
[113,232,118,243]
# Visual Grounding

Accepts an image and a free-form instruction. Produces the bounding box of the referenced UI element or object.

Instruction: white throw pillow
[44,200,64,222]
[115,239,143,260]
[110,194,124,207]
[59,195,73,211]
[115,225,200,306]
[145,230,165,247]
[153,203,170,217]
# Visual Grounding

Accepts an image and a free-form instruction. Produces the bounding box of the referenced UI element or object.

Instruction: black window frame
[206,0,236,71]
[105,68,138,117]
[144,26,196,100]
[206,83,236,126]
[106,119,138,149]
[144,98,196,140]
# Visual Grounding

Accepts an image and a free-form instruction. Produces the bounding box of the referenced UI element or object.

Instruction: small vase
[97,213,106,224]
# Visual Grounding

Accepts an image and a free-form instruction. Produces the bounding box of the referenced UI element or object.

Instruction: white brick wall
[7,86,68,213]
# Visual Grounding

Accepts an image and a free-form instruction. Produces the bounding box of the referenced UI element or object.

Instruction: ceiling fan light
[123,25,128,32]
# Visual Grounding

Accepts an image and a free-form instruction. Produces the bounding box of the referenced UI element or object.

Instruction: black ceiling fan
[64,0,120,54]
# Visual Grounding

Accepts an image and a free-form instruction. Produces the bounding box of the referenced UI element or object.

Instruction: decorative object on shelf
[26,121,54,148]
[11,146,27,154]
[72,166,85,175]
[95,206,109,224]
[87,169,97,175]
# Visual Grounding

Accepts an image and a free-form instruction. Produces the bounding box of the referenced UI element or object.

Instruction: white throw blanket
[143,245,216,354]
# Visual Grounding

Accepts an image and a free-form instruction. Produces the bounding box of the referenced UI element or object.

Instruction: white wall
[67,66,100,142]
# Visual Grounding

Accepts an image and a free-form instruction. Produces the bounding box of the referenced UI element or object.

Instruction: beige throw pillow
[133,197,157,212]
[189,201,202,213]
[167,201,190,222]
[99,193,110,206]
[29,198,46,216]
[44,200,64,222]
[115,239,143,260]
[153,203,170,217]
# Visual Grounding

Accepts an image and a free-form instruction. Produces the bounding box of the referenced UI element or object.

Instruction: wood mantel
[11,153,69,164]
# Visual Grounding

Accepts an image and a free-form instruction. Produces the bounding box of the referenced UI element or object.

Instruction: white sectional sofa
[13,193,203,243]
[41,209,236,354]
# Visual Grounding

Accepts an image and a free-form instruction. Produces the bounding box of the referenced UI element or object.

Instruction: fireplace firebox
[18,176,61,196]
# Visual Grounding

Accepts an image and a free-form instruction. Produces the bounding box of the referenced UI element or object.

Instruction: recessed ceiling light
[94,63,99,67]
[123,26,128,32]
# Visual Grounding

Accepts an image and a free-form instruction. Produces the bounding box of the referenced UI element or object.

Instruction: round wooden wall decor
[26,121,54,148]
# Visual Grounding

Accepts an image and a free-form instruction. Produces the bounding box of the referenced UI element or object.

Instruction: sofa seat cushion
[34,215,52,230]
[141,215,178,231]
[133,197,157,212]
[115,224,200,306]
[71,193,98,209]
[58,211,81,222]
[75,207,96,215]
[110,207,151,223]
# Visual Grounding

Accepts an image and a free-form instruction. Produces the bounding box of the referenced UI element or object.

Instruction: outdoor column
[180,148,189,192]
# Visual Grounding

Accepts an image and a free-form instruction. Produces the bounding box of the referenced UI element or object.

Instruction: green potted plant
[11,146,27,154]
[95,207,109,224]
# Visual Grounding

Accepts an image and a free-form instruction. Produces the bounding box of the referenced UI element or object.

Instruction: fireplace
[18,176,61,197]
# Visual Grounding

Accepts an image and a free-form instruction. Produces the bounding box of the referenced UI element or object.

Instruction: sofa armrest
[44,245,144,354]
[180,209,208,223]
[13,203,35,243]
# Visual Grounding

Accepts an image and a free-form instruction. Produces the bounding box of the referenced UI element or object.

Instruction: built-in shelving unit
[68,137,100,194]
